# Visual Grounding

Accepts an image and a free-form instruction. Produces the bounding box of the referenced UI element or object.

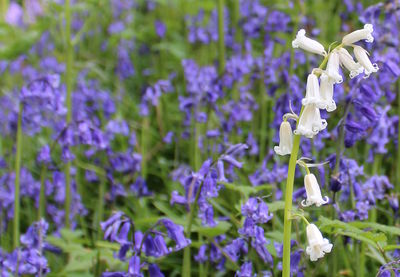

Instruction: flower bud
[329,176,342,192]
[274,121,293,156]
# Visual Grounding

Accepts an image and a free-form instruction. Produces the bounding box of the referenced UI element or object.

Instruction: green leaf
[0,28,41,60]
[194,221,232,237]
[222,182,257,196]
[349,221,400,236]
[383,245,400,251]
[318,216,387,248]
[60,229,84,241]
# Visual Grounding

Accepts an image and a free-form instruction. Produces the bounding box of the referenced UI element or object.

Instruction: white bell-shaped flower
[342,24,374,45]
[294,105,327,138]
[353,45,379,78]
[319,73,336,112]
[301,173,329,207]
[326,51,343,84]
[306,223,333,262]
[302,73,324,106]
[337,47,364,79]
[274,121,293,156]
[292,29,327,56]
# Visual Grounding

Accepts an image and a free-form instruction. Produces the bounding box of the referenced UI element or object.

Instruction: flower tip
[297,29,306,37]
[364,23,373,32]
[301,199,310,207]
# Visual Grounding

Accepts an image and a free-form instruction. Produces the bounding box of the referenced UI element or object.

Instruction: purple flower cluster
[100,212,190,276]
[0,219,49,276]
[171,143,247,226]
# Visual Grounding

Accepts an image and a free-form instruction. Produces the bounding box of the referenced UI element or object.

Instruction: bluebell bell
[194,245,208,263]
[235,261,254,277]
[356,201,370,220]
[161,219,191,250]
[128,255,143,277]
[224,238,247,262]
[330,176,342,192]
[154,20,166,38]
[148,263,165,277]
[144,234,170,258]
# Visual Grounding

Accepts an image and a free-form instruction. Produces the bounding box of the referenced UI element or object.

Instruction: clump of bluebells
[100,212,190,276]
[0,220,49,276]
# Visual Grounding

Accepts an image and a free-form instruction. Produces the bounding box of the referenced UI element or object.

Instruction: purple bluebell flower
[101,212,127,242]
[235,261,254,277]
[108,21,125,34]
[161,219,191,250]
[195,245,208,263]
[163,131,174,144]
[155,20,166,38]
[37,145,51,164]
[148,263,165,277]
[128,255,143,277]
[144,234,170,258]
[224,238,248,262]
[5,2,23,26]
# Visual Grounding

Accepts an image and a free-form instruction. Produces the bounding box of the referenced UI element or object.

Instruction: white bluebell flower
[306,223,333,261]
[292,29,327,56]
[342,24,374,45]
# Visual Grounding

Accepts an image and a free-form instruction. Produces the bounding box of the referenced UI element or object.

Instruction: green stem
[96,177,106,241]
[64,0,73,229]
[141,117,149,178]
[217,0,225,74]
[282,132,301,277]
[259,62,269,161]
[182,177,203,277]
[0,0,8,21]
[13,103,23,249]
[397,79,400,192]
[38,165,46,220]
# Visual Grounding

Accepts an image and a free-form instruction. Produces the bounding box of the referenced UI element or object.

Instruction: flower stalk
[64,0,73,229]
[182,178,204,277]
[282,125,302,277]
[282,51,332,276]
[217,0,225,74]
[13,103,23,248]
